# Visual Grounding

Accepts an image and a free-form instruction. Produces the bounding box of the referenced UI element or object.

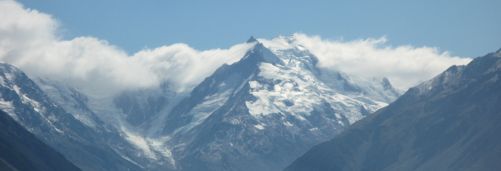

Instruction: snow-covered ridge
[246,37,397,124]
[0,64,60,132]
[135,37,403,170]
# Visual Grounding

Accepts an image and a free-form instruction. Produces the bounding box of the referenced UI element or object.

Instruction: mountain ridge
[0,63,147,171]
[153,37,400,171]
[0,36,402,171]
[285,49,501,171]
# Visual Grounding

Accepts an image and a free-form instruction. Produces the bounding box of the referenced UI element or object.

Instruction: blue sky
[17,0,501,57]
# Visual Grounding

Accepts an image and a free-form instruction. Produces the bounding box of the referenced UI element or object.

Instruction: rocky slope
[0,109,80,171]
[0,63,146,171]
[285,49,501,171]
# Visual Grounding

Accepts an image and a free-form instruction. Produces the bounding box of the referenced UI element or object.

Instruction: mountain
[112,82,183,136]
[0,36,401,171]
[285,49,501,171]
[0,109,80,171]
[33,78,178,170]
[0,63,146,171]
[155,36,400,171]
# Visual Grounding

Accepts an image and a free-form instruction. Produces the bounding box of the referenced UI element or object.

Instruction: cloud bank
[0,0,471,97]
[261,34,471,89]
[0,0,253,96]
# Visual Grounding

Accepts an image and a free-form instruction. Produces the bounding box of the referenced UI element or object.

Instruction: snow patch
[121,128,176,165]
[0,100,16,120]
[122,128,157,159]
[284,121,293,127]
[254,124,265,130]
[148,137,176,166]
[180,90,232,132]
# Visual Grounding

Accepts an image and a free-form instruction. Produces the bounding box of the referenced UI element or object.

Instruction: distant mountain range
[0,36,498,171]
[0,36,399,170]
[285,49,501,171]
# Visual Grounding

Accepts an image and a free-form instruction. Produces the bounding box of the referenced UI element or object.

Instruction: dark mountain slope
[286,50,501,171]
[0,110,80,171]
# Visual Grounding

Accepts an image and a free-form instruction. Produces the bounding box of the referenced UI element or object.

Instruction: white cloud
[0,0,472,97]
[132,42,255,92]
[0,0,56,61]
[261,34,472,90]
[0,0,253,96]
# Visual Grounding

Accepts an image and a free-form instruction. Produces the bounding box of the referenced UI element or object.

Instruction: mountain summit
[247,36,258,43]
[153,36,400,171]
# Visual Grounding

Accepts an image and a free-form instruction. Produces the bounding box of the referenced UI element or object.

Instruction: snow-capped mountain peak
[240,42,283,65]
[149,36,401,171]
[0,36,401,171]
